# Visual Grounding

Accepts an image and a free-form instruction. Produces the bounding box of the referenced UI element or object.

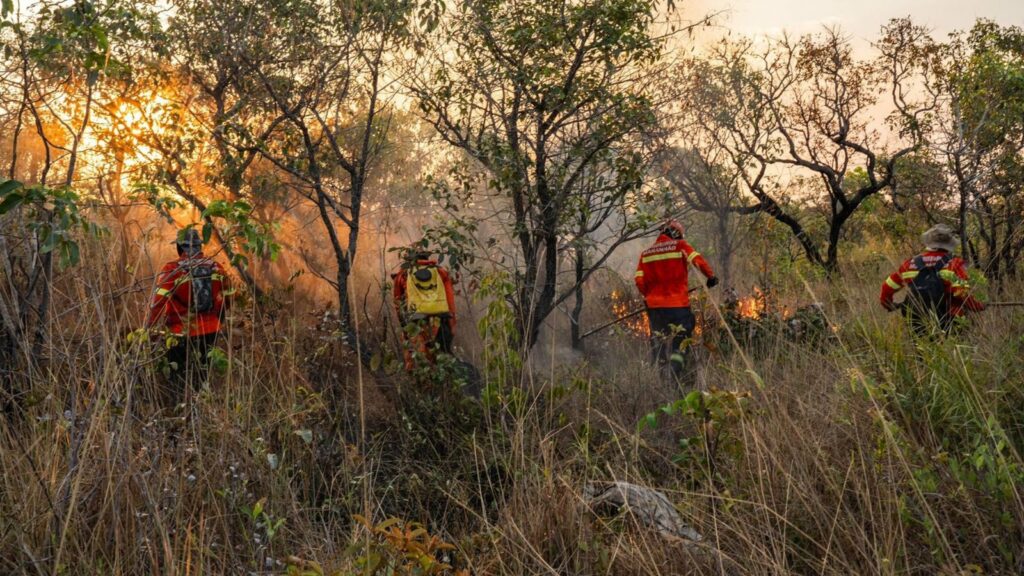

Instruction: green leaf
[683,390,703,412]
[39,228,57,253]
[93,26,109,52]
[60,241,80,267]
[638,412,657,431]
[207,346,229,373]
[0,192,24,214]
[0,179,22,197]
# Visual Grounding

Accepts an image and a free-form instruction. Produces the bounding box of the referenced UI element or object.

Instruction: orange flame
[735,287,768,320]
[610,290,650,337]
[731,287,796,320]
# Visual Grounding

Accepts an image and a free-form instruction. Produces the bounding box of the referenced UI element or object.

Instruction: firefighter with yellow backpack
[392,248,457,371]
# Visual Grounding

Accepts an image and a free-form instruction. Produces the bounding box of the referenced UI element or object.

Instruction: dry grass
[2,248,1023,575]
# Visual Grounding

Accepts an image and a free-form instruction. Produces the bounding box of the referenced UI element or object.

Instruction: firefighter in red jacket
[880,224,984,334]
[392,249,457,371]
[635,220,718,380]
[146,228,231,390]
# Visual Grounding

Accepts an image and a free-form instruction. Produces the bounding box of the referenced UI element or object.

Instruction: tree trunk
[8,102,24,180]
[715,210,732,288]
[528,231,559,349]
[30,251,53,361]
[958,181,970,263]
[570,244,585,350]
[752,193,825,271]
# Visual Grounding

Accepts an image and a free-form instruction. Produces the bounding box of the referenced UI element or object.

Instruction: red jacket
[392,259,457,330]
[146,254,230,336]
[880,250,985,316]
[634,234,715,309]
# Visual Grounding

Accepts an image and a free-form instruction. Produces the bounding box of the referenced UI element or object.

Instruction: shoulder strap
[914,254,951,271]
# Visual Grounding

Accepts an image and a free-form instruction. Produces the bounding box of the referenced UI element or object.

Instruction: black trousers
[901,303,954,337]
[647,307,696,378]
[434,319,454,355]
[164,333,218,405]
[401,315,454,370]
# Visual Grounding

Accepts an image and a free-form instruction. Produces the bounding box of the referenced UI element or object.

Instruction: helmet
[175,228,203,257]
[411,240,431,261]
[661,219,685,240]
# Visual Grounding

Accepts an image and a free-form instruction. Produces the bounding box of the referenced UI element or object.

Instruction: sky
[714,0,1023,41]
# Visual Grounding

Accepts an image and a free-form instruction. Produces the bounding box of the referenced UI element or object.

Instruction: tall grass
[2,247,1023,574]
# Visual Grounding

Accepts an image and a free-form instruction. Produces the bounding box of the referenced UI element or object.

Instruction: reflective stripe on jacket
[879,250,985,317]
[634,234,715,309]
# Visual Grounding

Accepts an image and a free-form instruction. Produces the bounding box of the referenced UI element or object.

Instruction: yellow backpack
[406,265,450,316]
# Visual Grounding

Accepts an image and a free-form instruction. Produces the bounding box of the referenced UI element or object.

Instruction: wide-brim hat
[173,228,203,248]
[921,224,957,253]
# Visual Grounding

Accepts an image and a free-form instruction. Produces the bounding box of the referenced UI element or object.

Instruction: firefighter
[634,220,718,381]
[392,248,457,371]
[146,228,231,397]
[880,223,985,335]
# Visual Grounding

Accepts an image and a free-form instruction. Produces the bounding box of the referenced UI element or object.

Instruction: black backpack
[187,263,215,313]
[905,254,951,318]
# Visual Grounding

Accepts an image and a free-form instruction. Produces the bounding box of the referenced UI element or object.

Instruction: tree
[228,0,437,352]
[414,0,676,348]
[0,0,158,363]
[656,146,749,289]
[922,20,1024,281]
[672,22,934,275]
[131,0,301,297]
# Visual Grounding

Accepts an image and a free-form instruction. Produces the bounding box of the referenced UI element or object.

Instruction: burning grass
[609,289,650,337]
[733,289,768,320]
[602,286,810,348]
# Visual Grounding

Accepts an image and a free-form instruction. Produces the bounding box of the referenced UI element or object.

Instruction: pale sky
[715,0,1023,41]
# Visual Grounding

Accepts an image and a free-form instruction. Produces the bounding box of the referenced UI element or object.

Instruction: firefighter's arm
[145,263,177,327]
[634,258,647,296]
[679,240,716,284]
[947,259,986,312]
[389,268,405,313]
[879,261,908,311]
[440,267,457,331]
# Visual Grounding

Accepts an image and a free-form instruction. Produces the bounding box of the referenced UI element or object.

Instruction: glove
[706,276,719,289]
